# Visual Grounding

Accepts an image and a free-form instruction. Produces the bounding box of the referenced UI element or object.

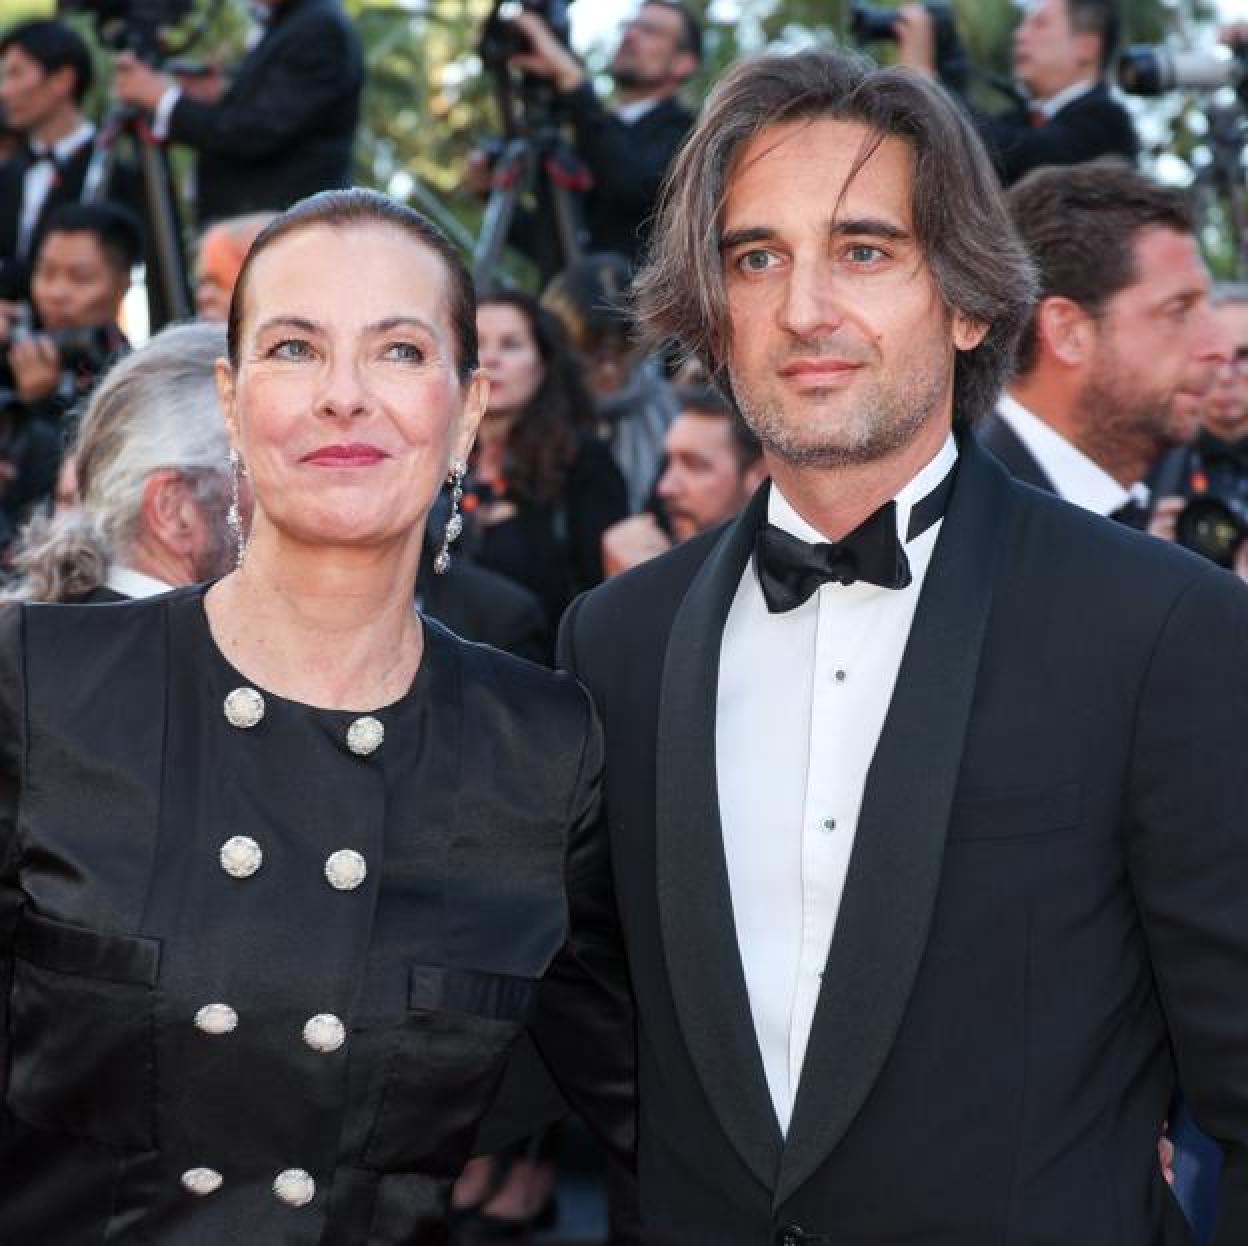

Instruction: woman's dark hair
[226,188,477,381]
[478,290,590,507]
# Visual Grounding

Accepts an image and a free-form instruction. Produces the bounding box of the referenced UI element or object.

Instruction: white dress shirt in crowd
[1031,78,1096,120]
[717,432,957,1134]
[19,122,95,259]
[995,392,1133,517]
[105,564,174,599]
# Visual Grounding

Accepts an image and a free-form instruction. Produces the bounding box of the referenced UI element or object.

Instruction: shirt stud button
[822,818,836,832]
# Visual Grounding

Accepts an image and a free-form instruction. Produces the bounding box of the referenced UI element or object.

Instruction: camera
[57,0,192,59]
[1118,42,1247,104]
[1175,493,1248,568]
[479,0,574,67]
[850,3,969,93]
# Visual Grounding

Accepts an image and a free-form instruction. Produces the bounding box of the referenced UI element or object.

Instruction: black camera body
[57,0,192,60]
[479,0,574,67]
[850,3,969,94]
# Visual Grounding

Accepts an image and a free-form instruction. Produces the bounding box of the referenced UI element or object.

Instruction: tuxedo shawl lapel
[655,483,784,1191]
[776,436,1014,1205]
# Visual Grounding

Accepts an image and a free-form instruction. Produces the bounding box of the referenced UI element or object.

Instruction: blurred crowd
[0,0,1243,1239]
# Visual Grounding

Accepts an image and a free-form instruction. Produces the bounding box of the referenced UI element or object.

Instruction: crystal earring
[227,447,247,568]
[433,460,467,575]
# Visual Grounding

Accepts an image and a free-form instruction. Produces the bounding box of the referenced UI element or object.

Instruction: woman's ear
[454,370,489,464]
[215,357,240,451]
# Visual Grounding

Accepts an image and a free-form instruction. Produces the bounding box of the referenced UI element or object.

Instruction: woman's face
[477,302,545,420]
[217,222,485,554]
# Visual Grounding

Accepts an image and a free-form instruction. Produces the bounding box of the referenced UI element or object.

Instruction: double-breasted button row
[180,1166,316,1207]
[218,836,367,891]
[223,687,384,757]
[193,1004,345,1052]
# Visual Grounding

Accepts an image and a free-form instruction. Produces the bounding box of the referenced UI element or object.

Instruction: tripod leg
[546,180,584,275]
[135,137,192,326]
[473,139,532,294]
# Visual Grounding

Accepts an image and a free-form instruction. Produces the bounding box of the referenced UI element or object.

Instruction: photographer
[896,0,1138,185]
[111,0,363,225]
[0,201,135,554]
[476,1,700,266]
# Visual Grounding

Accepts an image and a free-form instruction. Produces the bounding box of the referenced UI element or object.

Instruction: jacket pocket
[8,908,160,1149]
[948,781,1081,842]
[362,964,539,1173]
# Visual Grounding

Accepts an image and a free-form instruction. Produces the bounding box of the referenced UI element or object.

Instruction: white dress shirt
[1032,78,1096,120]
[717,433,957,1133]
[18,122,95,259]
[105,564,174,599]
[995,392,1133,516]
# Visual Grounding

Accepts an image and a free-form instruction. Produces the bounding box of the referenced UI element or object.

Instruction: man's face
[610,3,693,93]
[1077,227,1223,457]
[718,118,984,472]
[1012,0,1097,100]
[657,411,760,541]
[1205,302,1248,441]
[32,231,129,331]
[0,46,72,135]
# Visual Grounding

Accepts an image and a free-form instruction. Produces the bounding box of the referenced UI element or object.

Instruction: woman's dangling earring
[434,460,467,575]
[227,447,247,569]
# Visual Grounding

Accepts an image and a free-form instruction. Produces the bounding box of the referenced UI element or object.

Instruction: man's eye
[846,244,886,265]
[270,339,313,360]
[736,249,778,274]
[384,341,425,363]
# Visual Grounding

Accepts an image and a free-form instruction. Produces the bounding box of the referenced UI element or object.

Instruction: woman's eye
[384,341,426,363]
[270,339,313,361]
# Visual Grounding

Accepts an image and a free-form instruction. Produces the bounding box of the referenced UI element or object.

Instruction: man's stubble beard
[727,356,950,471]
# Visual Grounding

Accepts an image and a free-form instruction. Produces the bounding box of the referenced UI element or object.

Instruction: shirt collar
[1033,79,1096,119]
[614,97,662,124]
[767,430,958,544]
[31,120,95,162]
[105,564,175,599]
[996,391,1131,515]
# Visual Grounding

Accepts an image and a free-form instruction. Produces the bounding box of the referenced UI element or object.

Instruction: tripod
[82,105,193,329]
[472,69,590,294]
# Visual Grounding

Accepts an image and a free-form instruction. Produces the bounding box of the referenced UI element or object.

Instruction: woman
[7,321,235,604]
[470,291,628,633]
[0,190,632,1244]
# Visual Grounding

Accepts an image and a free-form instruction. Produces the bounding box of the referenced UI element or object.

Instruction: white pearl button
[181,1167,223,1196]
[302,1013,346,1053]
[223,686,265,729]
[219,835,263,879]
[194,1003,239,1035]
[273,1168,316,1207]
[324,849,367,891]
[346,716,384,756]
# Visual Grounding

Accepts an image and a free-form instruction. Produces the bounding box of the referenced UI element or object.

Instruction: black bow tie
[754,467,955,614]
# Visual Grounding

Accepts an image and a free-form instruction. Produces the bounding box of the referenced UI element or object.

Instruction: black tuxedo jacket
[168,0,363,224]
[973,83,1139,185]
[976,409,1056,492]
[558,435,1248,1245]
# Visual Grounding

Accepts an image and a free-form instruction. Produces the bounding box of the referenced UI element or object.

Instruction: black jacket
[973,83,1139,186]
[0,587,633,1243]
[168,0,363,224]
[558,435,1248,1245]
[976,408,1055,491]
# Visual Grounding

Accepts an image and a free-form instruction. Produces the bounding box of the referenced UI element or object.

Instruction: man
[0,21,102,300]
[112,0,363,225]
[978,164,1228,524]
[602,384,767,576]
[0,202,136,552]
[492,1,700,266]
[558,49,1248,1243]
[898,0,1138,185]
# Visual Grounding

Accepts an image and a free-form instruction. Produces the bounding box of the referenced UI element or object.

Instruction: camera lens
[850,3,902,43]
[1175,495,1246,568]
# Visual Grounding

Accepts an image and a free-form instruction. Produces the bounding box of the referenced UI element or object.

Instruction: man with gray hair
[555,47,1248,1244]
[9,321,237,602]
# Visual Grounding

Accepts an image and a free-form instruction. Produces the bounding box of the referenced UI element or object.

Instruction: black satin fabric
[0,587,634,1245]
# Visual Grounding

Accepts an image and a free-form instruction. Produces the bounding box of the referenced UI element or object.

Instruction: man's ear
[1036,296,1097,368]
[139,469,194,553]
[952,311,989,353]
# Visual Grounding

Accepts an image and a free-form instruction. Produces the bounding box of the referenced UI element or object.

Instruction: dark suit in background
[559,435,1248,1244]
[973,84,1138,186]
[976,408,1056,491]
[418,557,549,666]
[167,0,363,225]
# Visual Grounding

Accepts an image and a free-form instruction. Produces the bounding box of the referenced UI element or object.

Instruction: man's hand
[1147,495,1184,545]
[507,12,586,93]
[112,51,176,113]
[602,514,673,578]
[0,300,25,344]
[894,4,938,78]
[175,64,225,104]
[9,335,61,403]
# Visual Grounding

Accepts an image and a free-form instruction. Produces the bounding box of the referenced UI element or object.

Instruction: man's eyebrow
[719,218,913,253]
